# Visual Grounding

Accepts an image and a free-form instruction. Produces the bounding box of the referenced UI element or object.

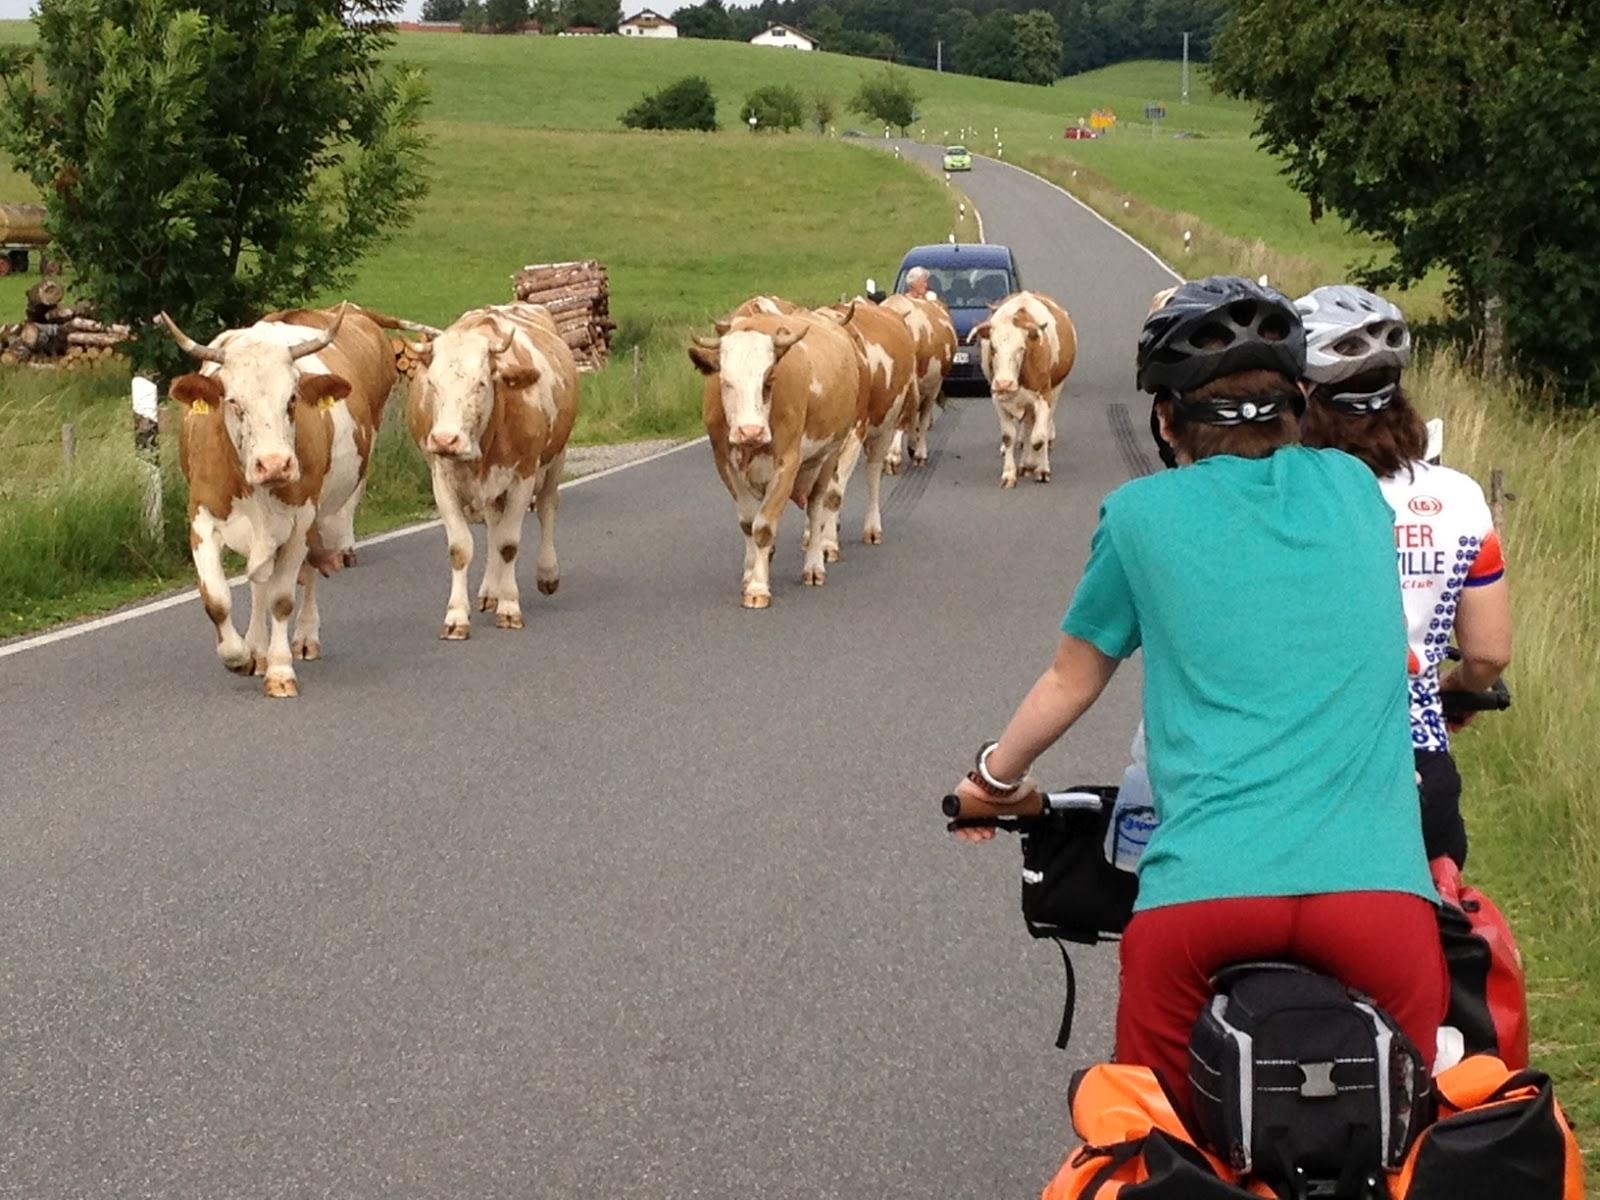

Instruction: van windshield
[895,265,1013,308]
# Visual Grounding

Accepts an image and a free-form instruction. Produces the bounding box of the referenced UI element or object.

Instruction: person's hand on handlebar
[947,774,1042,842]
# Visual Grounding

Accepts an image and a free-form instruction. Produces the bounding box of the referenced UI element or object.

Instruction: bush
[483,0,527,32]
[620,75,718,132]
[811,91,836,133]
[849,66,920,136]
[740,84,806,133]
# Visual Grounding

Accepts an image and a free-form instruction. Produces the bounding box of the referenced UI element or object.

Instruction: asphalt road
[0,148,1176,1198]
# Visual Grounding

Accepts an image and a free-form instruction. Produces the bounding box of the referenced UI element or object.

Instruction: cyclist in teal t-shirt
[950,277,1446,1125]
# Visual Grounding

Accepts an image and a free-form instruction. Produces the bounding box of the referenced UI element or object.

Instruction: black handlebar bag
[1188,965,1431,1198]
[1016,787,1140,1048]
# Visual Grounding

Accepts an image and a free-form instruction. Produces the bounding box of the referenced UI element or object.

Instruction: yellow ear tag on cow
[317,395,338,410]
[190,399,212,415]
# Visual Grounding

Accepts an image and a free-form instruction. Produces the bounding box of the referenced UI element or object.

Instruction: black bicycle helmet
[1136,276,1306,397]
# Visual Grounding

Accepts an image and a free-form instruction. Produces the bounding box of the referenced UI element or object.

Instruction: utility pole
[936,39,943,73]
[1181,32,1190,104]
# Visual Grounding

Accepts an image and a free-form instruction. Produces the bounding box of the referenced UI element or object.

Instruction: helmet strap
[1171,393,1291,427]
[1149,399,1179,469]
[1322,381,1398,413]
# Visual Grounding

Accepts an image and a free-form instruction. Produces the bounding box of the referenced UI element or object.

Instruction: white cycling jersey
[1378,460,1506,752]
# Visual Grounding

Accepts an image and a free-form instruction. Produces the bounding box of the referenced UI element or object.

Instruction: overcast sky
[0,1,758,20]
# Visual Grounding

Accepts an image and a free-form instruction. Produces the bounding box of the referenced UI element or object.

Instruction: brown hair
[1160,368,1302,462]
[1300,369,1426,479]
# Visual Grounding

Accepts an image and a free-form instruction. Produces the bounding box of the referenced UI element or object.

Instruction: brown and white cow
[406,304,579,640]
[813,299,917,556]
[164,302,396,697]
[728,295,802,320]
[972,291,1078,487]
[880,293,956,470]
[689,311,858,609]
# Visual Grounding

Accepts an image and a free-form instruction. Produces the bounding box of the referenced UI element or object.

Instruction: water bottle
[1105,723,1159,873]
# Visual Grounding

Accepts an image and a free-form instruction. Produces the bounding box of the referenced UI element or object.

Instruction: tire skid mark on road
[882,401,962,519]
[1107,402,1157,479]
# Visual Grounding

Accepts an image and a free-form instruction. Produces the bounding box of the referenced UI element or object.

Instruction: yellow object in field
[0,203,49,246]
[1089,108,1117,132]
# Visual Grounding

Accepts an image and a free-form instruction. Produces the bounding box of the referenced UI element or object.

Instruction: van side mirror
[865,277,878,296]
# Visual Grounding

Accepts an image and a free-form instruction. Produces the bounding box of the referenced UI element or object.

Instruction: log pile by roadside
[392,334,432,378]
[0,280,130,368]
[511,260,614,371]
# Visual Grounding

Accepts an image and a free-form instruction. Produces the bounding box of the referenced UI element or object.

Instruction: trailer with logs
[0,203,59,276]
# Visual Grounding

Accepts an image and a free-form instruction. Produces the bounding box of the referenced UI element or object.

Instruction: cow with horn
[163,302,397,697]
[406,303,579,640]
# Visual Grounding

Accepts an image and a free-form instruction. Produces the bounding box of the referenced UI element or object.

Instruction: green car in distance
[942,145,972,172]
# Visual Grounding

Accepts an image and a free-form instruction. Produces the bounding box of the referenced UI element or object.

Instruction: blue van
[878,243,1023,392]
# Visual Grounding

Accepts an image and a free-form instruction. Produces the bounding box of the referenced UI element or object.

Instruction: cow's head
[978,307,1043,397]
[162,305,349,486]
[416,323,534,461]
[688,321,808,448]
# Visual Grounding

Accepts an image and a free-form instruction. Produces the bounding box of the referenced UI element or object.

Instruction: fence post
[61,422,75,471]
[1489,468,1508,534]
[131,375,162,537]
[631,343,641,411]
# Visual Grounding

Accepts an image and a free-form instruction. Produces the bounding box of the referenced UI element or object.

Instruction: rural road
[1,147,1176,1198]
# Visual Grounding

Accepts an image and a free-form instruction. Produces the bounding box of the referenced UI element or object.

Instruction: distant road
[0,149,1177,1197]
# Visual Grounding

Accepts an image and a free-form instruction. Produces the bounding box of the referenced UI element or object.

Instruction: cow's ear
[299,374,352,407]
[169,374,224,412]
[969,321,992,344]
[496,363,541,392]
[414,340,434,365]
[688,343,720,376]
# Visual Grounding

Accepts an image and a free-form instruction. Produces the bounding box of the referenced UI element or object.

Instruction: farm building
[620,9,677,38]
[750,23,815,50]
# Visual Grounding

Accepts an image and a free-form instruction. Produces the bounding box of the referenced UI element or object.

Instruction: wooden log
[21,322,67,355]
[26,278,65,317]
[67,330,125,348]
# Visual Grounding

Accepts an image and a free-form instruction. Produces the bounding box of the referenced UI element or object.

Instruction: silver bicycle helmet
[1295,285,1412,390]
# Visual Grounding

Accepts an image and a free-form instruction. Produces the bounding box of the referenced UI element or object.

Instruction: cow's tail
[342,303,443,338]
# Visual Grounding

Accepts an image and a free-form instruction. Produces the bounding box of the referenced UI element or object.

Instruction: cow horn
[489,327,515,355]
[157,312,226,363]
[838,300,857,325]
[692,334,722,351]
[772,325,808,353]
[713,319,733,337]
[289,301,349,360]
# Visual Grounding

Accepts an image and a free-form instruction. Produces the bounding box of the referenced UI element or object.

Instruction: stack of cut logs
[392,334,431,378]
[511,259,615,371]
[0,279,130,368]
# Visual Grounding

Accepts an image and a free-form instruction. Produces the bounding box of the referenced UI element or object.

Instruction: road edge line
[976,153,1182,284]
[0,436,708,661]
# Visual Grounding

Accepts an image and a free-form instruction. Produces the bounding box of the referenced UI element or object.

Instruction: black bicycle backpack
[1188,965,1431,1198]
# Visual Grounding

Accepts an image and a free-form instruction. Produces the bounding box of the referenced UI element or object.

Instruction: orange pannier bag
[1390,1056,1585,1200]
[1041,1064,1275,1199]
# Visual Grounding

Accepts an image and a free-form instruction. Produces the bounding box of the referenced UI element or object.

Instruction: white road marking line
[0,436,709,660]
[974,152,1182,283]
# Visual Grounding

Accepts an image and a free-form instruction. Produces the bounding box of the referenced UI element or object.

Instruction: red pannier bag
[1391,1055,1585,1199]
[1432,858,1531,1068]
[1041,1064,1275,1199]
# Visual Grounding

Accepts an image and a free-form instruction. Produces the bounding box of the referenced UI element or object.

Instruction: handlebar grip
[941,788,1046,820]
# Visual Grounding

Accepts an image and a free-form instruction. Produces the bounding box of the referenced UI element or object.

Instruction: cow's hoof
[292,638,321,661]
[863,528,883,545]
[496,610,524,630]
[913,454,929,467]
[440,621,471,641]
[341,550,358,568]
[263,674,299,699]
[221,648,253,675]
[1036,471,1051,484]
[742,592,771,610]
[803,567,827,587]
[249,652,269,677]
[537,576,560,596]
[477,596,494,613]
[823,546,840,564]
[884,459,902,477]
[1001,476,1017,489]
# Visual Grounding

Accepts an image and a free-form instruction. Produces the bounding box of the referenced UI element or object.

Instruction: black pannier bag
[1016,787,1140,1049]
[1188,965,1431,1197]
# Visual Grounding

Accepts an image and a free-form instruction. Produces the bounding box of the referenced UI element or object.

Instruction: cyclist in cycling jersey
[1296,286,1511,869]
[950,277,1446,1124]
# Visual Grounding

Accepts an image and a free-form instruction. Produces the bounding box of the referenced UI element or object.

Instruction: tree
[673,0,732,39]
[1013,10,1063,85]
[956,10,1017,82]
[529,0,561,29]
[420,0,465,20]
[620,75,719,131]
[848,66,920,136]
[811,90,835,133]
[0,0,429,378]
[561,0,618,30]
[484,0,528,32]
[1212,0,1600,396]
[932,7,975,64]
[459,0,486,29]
[808,3,845,50]
[740,84,806,132]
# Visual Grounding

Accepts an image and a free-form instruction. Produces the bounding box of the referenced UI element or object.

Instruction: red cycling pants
[1116,891,1448,1128]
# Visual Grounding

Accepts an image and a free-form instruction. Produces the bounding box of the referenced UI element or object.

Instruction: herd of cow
[157,286,1078,697]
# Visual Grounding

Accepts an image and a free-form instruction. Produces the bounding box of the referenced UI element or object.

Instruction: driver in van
[949,276,1446,1124]
[902,266,937,301]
